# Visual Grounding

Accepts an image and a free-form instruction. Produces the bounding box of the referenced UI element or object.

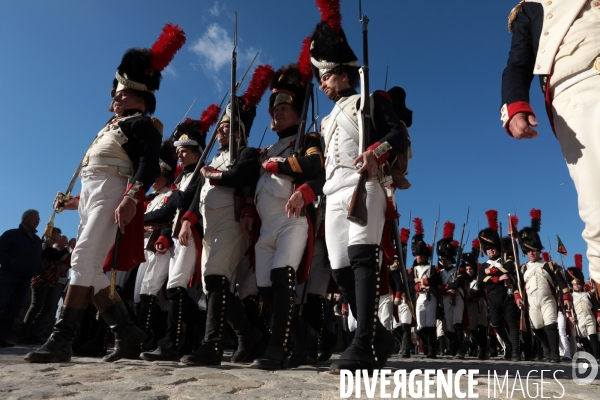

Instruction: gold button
[546,0,551,4]
[536,65,541,69]
[547,14,553,19]
[544,32,549,36]
[541,49,545,53]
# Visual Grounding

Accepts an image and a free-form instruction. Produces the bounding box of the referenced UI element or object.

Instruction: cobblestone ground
[1,345,599,399]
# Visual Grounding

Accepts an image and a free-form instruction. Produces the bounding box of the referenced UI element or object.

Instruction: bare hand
[414,278,422,284]
[447,289,455,295]
[155,242,168,254]
[484,268,491,275]
[353,150,379,180]
[63,197,79,210]
[285,191,305,219]
[115,197,137,234]
[564,300,573,311]
[515,298,524,308]
[596,316,600,325]
[241,215,254,238]
[499,274,509,281]
[509,112,538,139]
[200,166,216,178]
[178,220,192,247]
[261,157,277,171]
[144,223,161,232]
[569,314,576,324]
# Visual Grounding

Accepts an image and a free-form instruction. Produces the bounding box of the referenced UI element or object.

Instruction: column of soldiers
[23,1,600,373]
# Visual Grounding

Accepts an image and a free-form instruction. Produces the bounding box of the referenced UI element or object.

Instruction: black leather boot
[288,304,319,368]
[24,285,93,363]
[532,327,550,361]
[588,334,600,359]
[476,326,489,360]
[453,324,465,359]
[251,267,295,370]
[181,276,229,366]
[73,310,110,357]
[427,327,437,358]
[400,323,411,358]
[137,294,158,351]
[228,292,263,363]
[544,323,561,363]
[140,287,191,361]
[94,287,146,363]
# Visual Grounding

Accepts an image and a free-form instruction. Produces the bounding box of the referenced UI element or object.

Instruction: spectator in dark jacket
[0,209,43,347]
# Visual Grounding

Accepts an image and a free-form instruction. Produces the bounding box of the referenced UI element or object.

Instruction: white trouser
[466,299,488,328]
[416,292,437,330]
[557,311,574,358]
[295,238,330,304]
[576,309,598,338]
[442,294,464,332]
[324,179,386,270]
[166,238,196,289]
[348,294,393,332]
[134,248,172,303]
[553,74,600,284]
[70,171,128,292]
[255,189,307,287]
[527,287,557,329]
[201,204,249,284]
[398,301,412,325]
[233,255,258,300]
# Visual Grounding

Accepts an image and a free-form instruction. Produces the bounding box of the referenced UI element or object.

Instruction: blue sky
[0,1,586,275]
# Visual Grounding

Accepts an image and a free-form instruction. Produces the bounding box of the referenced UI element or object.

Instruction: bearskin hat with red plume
[173,103,221,151]
[478,210,501,252]
[309,0,359,80]
[111,23,186,115]
[437,221,456,261]
[566,254,585,287]
[222,64,274,136]
[411,217,429,257]
[518,208,544,253]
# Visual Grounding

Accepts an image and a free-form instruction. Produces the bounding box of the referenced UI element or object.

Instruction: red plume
[452,240,459,248]
[443,221,455,239]
[413,218,424,235]
[542,252,550,262]
[510,215,519,231]
[472,238,480,249]
[315,0,342,33]
[298,36,313,84]
[199,104,220,134]
[575,254,583,270]
[400,228,410,244]
[241,65,275,108]
[530,208,542,232]
[150,23,186,71]
[485,210,498,232]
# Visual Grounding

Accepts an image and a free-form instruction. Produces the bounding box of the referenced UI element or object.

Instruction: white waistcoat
[200,149,236,209]
[255,135,295,201]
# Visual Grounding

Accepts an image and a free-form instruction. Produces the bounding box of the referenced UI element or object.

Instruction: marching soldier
[394,227,414,358]
[250,63,325,370]
[477,210,521,361]
[140,115,210,361]
[410,218,438,358]
[25,24,186,363]
[178,66,272,366]
[309,1,407,373]
[437,222,467,359]
[515,209,572,363]
[566,254,600,358]
[464,239,488,359]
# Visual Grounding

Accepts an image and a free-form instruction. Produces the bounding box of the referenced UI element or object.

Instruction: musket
[450,206,469,305]
[292,81,314,157]
[392,217,416,319]
[229,12,239,167]
[384,65,389,91]
[168,98,197,141]
[508,213,527,333]
[347,0,371,227]
[257,126,268,149]
[109,230,122,299]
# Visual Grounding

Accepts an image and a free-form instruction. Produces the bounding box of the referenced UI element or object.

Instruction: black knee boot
[400,323,411,358]
[137,294,158,351]
[588,334,600,359]
[72,310,110,357]
[227,292,263,363]
[532,327,550,361]
[427,327,437,358]
[24,285,93,363]
[288,303,320,368]
[454,324,466,359]
[251,267,295,370]
[544,323,561,363]
[181,276,229,366]
[476,326,489,360]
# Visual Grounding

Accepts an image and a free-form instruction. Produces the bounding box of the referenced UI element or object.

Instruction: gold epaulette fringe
[151,117,164,137]
[508,1,525,33]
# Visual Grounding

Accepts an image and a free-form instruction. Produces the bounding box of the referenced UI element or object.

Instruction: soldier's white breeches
[466,300,488,328]
[134,248,171,302]
[166,238,196,289]
[576,311,597,338]
[324,179,386,270]
[442,295,464,332]
[527,290,558,329]
[70,172,128,292]
[255,191,307,287]
[295,239,330,304]
[398,301,412,325]
[553,74,600,284]
[416,293,437,330]
[233,255,257,300]
[201,204,249,282]
[557,312,573,358]
[378,293,394,331]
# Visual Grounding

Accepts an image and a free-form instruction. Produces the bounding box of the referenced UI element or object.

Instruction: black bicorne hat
[268,64,307,117]
[437,238,456,261]
[518,227,543,253]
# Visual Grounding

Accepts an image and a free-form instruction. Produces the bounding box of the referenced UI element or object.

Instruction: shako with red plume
[112,23,186,115]
[437,221,456,261]
[411,217,429,257]
[461,239,479,269]
[518,208,544,253]
[566,254,585,287]
[309,0,358,80]
[471,238,480,259]
[478,210,502,253]
[174,103,220,150]
[222,64,274,137]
